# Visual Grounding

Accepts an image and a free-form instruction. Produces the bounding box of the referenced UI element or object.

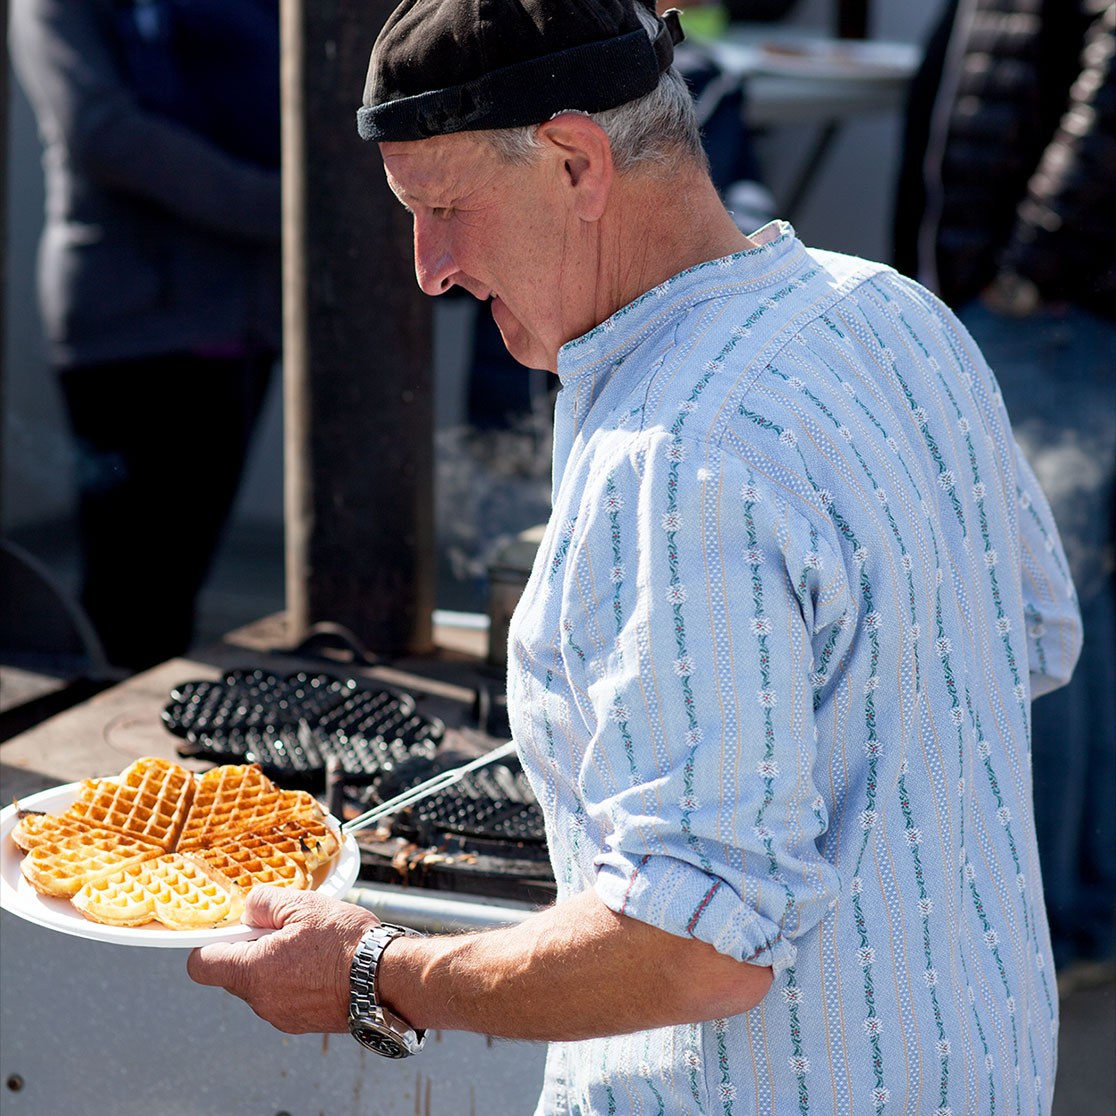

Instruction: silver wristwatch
[348,923,426,1058]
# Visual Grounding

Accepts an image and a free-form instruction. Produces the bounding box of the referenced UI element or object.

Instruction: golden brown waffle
[20,826,164,898]
[12,812,101,852]
[261,817,342,873]
[66,757,194,850]
[73,854,244,930]
[187,834,309,893]
[178,763,323,849]
[10,758,342,930]
[192,815,342,893]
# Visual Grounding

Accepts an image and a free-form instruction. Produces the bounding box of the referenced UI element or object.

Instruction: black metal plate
[162,669,443,787]
[414,762,546,843]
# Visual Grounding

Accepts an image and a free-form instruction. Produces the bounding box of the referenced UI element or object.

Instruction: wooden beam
[837,0,870,40]
[281,0,435,654]
[0,0,9,529]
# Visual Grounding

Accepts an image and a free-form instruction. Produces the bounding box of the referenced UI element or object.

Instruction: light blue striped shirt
[507,223,1081,1116]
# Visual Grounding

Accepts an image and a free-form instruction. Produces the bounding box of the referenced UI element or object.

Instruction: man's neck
[592,164,756,325]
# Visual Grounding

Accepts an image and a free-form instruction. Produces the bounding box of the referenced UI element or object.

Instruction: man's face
[381,131,591,372]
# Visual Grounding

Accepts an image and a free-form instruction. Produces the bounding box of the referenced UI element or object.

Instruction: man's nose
[413,218,455,296]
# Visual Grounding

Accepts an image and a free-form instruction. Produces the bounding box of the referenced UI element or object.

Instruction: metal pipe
[347,883,534,934]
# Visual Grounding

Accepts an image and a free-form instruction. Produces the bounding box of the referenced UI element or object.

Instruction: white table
[681,29,922,216]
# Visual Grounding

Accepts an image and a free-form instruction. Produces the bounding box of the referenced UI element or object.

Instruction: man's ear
[536,113,614,222]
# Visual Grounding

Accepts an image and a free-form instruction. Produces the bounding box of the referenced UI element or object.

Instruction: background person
[9,0,283,672]
[190,3,1081,1113]
[894,0,1116,982]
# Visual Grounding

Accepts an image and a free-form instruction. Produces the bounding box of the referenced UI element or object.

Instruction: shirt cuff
[594,853,798,976]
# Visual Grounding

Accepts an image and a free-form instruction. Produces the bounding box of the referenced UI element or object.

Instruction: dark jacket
[893,0,1116,319]
[724,0,799,22]
[10,0,282,368]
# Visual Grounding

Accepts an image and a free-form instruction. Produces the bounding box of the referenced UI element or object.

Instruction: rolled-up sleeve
[570,432,848,976]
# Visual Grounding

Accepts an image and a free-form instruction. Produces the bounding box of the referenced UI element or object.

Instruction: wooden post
[0,0,9,530]
[836,0,870,40]
[281,0,435,655]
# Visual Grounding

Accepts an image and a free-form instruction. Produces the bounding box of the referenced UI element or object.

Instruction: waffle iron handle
[280,621,383,668]
[340,740,519,836]
[325,753,347,822]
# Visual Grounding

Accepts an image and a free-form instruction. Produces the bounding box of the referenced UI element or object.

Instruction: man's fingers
[242,883,350,929]
[185,892,378,1034]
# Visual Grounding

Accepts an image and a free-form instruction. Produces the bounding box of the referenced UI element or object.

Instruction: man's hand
[186,887,380,1034]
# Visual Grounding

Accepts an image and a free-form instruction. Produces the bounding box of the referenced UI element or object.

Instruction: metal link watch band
[348,923,426,1058]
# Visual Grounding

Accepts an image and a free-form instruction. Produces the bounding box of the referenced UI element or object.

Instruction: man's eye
[431,207,452,220]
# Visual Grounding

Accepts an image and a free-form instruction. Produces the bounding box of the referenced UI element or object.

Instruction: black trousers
[58,350,274,671]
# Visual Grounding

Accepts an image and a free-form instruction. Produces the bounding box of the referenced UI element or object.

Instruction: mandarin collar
[555,221,800,392]
[548,222,804,504]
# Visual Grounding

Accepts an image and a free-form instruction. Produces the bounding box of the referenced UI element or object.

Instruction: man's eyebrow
[385,183,414,215]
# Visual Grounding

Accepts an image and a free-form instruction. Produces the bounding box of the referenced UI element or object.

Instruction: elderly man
[189,2,1082,1112]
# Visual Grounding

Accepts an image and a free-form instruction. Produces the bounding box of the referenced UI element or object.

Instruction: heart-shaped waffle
[178,764,322,849]
[66,756,195,850]
[73,854,245,930]
[10,757,338,930]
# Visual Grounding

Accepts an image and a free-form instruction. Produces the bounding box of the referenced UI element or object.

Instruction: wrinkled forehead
[380,132,495,203]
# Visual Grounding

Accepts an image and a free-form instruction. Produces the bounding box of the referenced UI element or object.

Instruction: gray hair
[481,7,706,173]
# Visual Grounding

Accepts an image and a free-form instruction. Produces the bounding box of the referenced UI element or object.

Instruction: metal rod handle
[340,740,519,835]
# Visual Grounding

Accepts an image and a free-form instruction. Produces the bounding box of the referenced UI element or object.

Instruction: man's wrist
[347,924,427,1057]
[376,929,474,1034]
[372,930,428,1028]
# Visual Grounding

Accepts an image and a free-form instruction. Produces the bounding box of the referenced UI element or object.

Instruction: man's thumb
[242,884,290,928]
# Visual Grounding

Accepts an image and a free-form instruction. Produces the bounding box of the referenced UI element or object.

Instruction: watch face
[355,1025,409,1059]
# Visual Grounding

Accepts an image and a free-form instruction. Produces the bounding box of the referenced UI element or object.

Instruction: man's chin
[490,300,552,372]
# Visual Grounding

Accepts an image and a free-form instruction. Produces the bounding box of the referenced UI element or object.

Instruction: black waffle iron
[162,668,445,789]
[162,669,555,903]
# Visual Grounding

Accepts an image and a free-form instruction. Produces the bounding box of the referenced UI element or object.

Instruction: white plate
[752,37,919,81]
[0,781,361,948]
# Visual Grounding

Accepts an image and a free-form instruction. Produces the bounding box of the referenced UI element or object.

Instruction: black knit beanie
[358,0,684,142]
